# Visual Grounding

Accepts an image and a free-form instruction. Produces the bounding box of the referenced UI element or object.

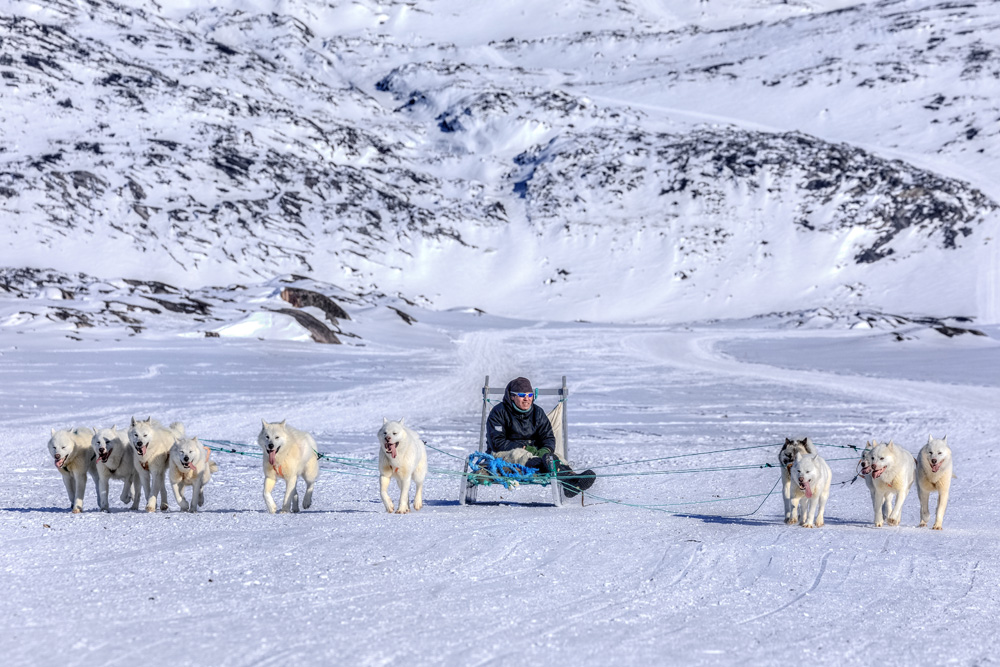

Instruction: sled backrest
[477,375,570,462]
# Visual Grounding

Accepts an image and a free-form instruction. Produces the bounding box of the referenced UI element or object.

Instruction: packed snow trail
[1,323,997,665]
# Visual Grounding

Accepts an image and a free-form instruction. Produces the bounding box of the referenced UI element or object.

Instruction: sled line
[585,442,859,471]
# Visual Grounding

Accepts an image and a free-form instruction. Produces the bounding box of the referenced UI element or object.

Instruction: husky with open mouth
[778,437,816,524]
[91,426,141,511]
[917,435,955,530]
[47,427,98,513]
[377,418,428,514]
[858,440,892,524]
[128,417,186,512]
[257,420,319,514]
[788,449,832,528]
[869,440,916,527]
[168,436,219,513]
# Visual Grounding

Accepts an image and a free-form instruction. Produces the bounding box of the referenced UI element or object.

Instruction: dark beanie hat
[509,377,533,394]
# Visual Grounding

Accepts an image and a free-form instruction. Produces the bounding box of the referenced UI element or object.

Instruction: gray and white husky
[778,437,816,524]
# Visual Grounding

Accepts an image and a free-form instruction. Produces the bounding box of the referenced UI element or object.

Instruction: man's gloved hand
[541,452,556,471]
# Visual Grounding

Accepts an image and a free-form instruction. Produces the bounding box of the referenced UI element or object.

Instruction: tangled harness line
[465,451,555,489]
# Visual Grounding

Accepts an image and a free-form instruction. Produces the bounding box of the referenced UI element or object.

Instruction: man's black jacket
[485,379,556,456]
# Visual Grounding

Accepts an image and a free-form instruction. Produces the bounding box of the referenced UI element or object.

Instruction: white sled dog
[91,426,141,511]
[129,417,185,512]
[47,427,98,513]
[788,449,832,528]
[377,418,428,514]
[168,436,219,513]
[917,435,954,530]
[257,420,319,513]
[858,441,892,523]
[778,437,817,524]
[869,440,916,527]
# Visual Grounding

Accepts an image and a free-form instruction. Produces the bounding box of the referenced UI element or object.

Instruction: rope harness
[464,451,554,489]
[200,436,864,518]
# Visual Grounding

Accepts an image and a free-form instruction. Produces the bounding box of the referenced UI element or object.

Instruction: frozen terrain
[2,316,999,665]
[2,0,999,664]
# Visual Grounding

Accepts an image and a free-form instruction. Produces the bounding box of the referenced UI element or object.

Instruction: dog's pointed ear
[943,435,948,444]
[51,427,56,436]
[130,416,136,427]
[92,426,98,436]
[261,419,268,428]
[383,417,388,425]
[399,418,405,426]
[279,419,286,427]
[804,437,815,453]
[795,451,804,461]
[784,437,792,445]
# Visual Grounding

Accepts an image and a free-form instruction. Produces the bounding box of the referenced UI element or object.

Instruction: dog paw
[802,522,814,528]
[396,507,409,514]
[932,524,943,530]
[784,517,794,525]
[816,520,824,528]
[874,522,883,528]
[71,507,82,514]
[888,518,899,526]
[918,521,927,527]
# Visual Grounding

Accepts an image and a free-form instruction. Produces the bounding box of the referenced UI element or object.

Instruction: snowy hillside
[2,0,999,337]
[5,4,1000,665]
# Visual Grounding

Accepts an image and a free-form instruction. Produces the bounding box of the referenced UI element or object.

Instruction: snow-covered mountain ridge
[2,0,998,338]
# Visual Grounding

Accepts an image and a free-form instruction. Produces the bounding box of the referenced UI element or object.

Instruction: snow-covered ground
[3,0,999,663]
[3,315,997,665]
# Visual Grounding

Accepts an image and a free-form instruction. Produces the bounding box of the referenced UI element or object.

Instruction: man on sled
[486,377,596,498]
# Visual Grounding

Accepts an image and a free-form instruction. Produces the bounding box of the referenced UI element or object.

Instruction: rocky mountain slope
[1,0,998,339]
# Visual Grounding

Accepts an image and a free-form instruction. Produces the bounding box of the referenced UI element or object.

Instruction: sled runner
[459,375,571,507]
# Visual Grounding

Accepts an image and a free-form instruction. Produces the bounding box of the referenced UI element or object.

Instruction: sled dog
[377,418,428,514]
[47,427,98,513]
[788,449,832,528]
[858,441,892,523]
[257,420,319,513]
[91,426,141,511]
[869,440,916,527]
[917,435,954,530]
[129,417,185,512]
[168,436,218,513]
[778,437,817,524]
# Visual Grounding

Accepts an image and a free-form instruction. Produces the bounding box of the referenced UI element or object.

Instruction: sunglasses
[511,392,534,398]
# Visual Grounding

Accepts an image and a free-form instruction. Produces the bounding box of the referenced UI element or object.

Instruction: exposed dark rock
[268,308,340,344]
[389,306,416,325]
[280,287,350,322]
[142,296,211,315]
